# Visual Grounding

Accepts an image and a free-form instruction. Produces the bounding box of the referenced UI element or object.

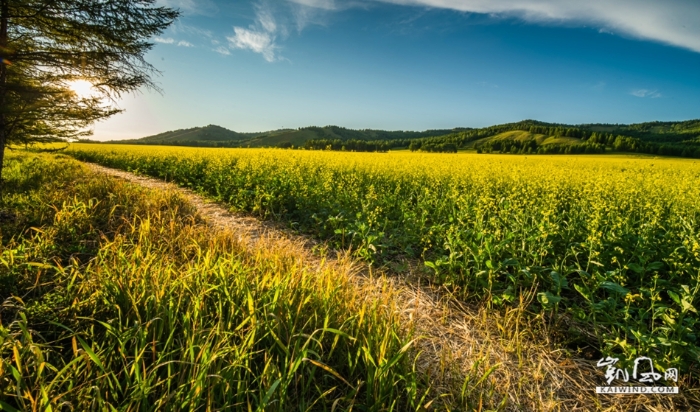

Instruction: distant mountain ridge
[92,119,700,158]
[135,125,268,143]
[105,124,464,148]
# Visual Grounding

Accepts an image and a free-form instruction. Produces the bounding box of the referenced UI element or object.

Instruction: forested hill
[346,119,700,157]
[581,120,700,143]
[93,119,700,158]
[103,125,463,148]
[123,125,265,144]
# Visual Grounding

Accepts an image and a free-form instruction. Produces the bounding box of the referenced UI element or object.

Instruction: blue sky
[91,0,700,140]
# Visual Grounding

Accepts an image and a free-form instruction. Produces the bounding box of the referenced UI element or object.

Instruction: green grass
[464,131,582,148]
[247,129,322,147]
[539,136,581,145]
[492,131,547,143]
[0,153,432,411]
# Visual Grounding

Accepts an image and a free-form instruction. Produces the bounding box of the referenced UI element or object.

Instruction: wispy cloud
[286,0,369,31]
[226,3,284,62]
[213,46,231,56]
[154,37,175,44]
[631,89,662,98]
[287,0,340,10]
[228,27,278,61]
[171,22,214,39]
[367,0,700,54]
[257,6,279,33]
[219,0,348,60]
[154,37,195,47]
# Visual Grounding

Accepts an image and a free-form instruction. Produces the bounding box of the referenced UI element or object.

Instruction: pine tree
[0,0,179,188]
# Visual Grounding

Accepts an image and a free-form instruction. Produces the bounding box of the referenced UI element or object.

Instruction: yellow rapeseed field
[66,144,700,379]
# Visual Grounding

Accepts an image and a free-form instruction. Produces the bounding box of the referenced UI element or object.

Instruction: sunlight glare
[68,79,97,99]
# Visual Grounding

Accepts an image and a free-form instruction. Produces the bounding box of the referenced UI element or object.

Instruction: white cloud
[257,7,278,33]
[368,0,700,53]
[213,46,231,56]
[227,27,277,61]
[171,22,214,39]
[227,4,283,62]
[286,0,371,31]
[287,0,340,10]
[154,37,195,47]
[631,89,662,98]
[289,3,323,32]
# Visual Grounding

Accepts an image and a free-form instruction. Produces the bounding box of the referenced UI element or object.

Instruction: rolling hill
[131,125,267,144]
[405,119,700,157]
[462,130,580,148]
[106,125,463,148]
[94,119,700,158]
[581,120,700,144]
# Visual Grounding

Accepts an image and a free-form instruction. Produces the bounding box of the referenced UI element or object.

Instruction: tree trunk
[0,0,8,194]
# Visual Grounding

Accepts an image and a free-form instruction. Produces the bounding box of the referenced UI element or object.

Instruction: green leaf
[668,290,681,306]
[0,400,21,412]
[600,281,629,295]
[626,263,644,274]
[304,358,353,388]
[550,271,569,290]
[491,295,504,306]
[319,328,356,342]
[256,379,281,411]
[681,299,697,314]
[77,336,105,372]
[574,283,592,301]
[647,261,665,271]
[537,291,562,309]
[502,286,516,303]
[501,258,519,267]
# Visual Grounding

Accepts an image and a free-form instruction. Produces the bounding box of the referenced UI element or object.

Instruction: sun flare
[68,79,97,99]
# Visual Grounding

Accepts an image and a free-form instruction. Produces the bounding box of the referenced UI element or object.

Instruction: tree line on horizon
[300,120,700,157]
[78,119,700,158]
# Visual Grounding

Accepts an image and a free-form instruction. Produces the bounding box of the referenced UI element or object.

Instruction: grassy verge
[0,153,428,411]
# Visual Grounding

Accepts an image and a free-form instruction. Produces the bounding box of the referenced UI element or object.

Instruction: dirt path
[85,162,684,412]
